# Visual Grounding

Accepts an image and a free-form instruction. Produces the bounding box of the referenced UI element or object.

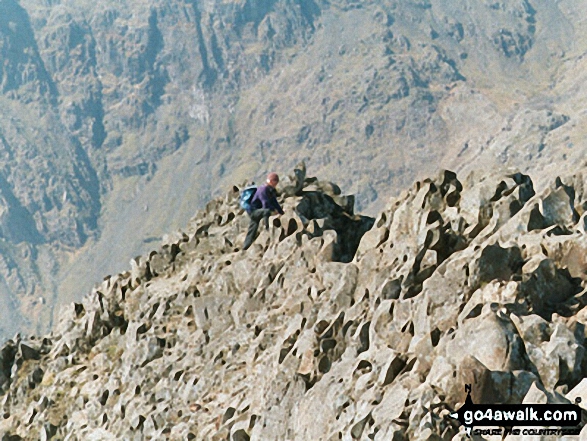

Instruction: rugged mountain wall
[1,165,587,439]
[1,0,587,345]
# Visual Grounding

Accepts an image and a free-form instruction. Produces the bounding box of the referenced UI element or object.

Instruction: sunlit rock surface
[1,165,587,439]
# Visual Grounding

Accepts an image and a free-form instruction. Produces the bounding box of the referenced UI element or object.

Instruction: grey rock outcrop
[2,166,587,440]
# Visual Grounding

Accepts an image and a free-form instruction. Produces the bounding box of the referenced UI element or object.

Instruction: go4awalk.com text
[461,405,580,426]
[449,385,583,437]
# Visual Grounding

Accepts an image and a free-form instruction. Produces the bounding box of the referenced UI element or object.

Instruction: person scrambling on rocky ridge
[242,172,284,250]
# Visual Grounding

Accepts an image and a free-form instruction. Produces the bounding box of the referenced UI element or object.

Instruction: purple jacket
[251,184,284,214]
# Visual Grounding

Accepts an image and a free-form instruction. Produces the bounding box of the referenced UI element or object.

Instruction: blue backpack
[239,185,257,212]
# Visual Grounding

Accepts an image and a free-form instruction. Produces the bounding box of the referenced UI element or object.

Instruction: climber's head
[267,172,279,188]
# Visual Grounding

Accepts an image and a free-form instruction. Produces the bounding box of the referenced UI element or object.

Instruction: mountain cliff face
[0,0,322,338]
[1,165,587,439]
[1,0,587,344]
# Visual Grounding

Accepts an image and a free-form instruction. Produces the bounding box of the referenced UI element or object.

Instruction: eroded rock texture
[2,165,587,440]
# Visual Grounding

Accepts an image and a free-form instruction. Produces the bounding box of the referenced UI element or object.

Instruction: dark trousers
[243,209,272,250]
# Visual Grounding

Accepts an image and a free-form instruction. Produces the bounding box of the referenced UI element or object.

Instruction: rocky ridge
[1,164,587,440]
[3,0,587,341]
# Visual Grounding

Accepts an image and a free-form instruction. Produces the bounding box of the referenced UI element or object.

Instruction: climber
[242,172,284,250]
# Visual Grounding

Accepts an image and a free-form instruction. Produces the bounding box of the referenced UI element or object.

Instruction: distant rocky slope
[1,165,587,440]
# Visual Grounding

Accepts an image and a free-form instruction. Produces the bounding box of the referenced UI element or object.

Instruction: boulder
[446,305,529,372]
[540,185,576,227]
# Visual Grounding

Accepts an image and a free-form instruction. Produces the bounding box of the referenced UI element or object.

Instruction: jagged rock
[18,342,41,361]
[520,257,581,319]
[566,378,587,409]
[4,167,587,439]
[0,340,17,390]
[540,185,576,227]
[512,315,585,390]
[371,381,410,427]
[280,161,307,197]
[130,256,151,288]
[446,304,530,372]
[458,281,519,324]
[467,242,523,288]
[523,382,549,404]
